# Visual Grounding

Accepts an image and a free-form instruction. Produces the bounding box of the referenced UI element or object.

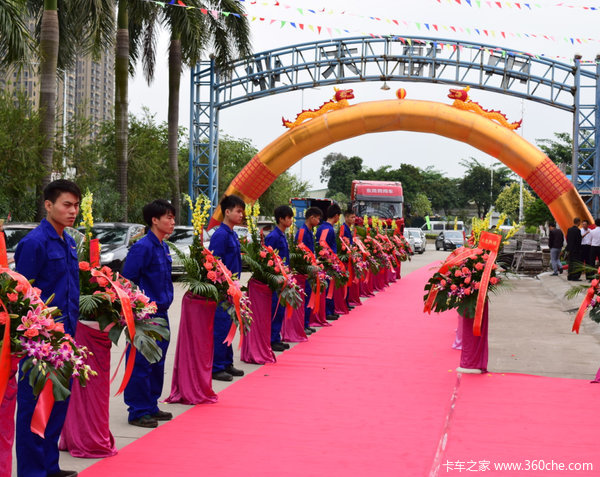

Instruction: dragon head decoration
[334,88,355,101]
[448,86,470,101]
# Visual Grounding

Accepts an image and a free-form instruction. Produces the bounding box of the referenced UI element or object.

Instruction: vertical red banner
[473,231,502,336]
[0,229,8,268]
[89,238,100,268]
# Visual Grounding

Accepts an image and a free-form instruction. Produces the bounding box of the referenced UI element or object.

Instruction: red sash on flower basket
[572,267,600,334]
[297,228,321,314]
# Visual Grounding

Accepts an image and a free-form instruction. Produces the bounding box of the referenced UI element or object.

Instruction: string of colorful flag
[152,0,600,62]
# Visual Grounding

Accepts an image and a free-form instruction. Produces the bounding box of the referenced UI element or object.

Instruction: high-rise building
[0,47,115,137]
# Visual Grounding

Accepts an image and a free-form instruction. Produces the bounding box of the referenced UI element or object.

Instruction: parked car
[167,225,194,277]
[79,222,145,271]
[203,225,250,249]
[3,222,37,269]
[435,230,465,251]
[405,227,426,254]
[4,223,84,270]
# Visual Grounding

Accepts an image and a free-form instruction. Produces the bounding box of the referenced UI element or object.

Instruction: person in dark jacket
[548,221,564,276]
[565,217,582,281]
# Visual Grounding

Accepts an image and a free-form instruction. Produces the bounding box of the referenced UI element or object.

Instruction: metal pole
[593,54,600,218]
[572,54,582,191]
[188,65,196,225]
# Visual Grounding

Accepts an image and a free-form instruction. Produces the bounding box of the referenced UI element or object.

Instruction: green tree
[0,0,30,66]
[140,0,251,223]
[460,158,513,218]
[536,132,572,169]
[218,135,309,215]
[320,152,348,184]
[524,198,554,226]
[27,0,114,218]
[411,192,432,217]
[0,91,46,221]
[327,155,363,197]
[495,182,534,223]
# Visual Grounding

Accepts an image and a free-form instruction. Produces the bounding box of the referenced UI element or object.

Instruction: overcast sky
[129,0,598,189]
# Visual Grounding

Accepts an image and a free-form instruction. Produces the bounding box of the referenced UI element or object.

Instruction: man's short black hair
[595,218,600,227]
[220,195,245,215]
[344,207,355,216]
[326,203,342,219]
[574,217,581,225]
[305,207,323,219]
[274,205,294,224]
[142,199,175,227]
[548,221,556,227]
[44,179,82,203]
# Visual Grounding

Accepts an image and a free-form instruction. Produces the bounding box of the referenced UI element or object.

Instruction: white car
[405,228,426,254]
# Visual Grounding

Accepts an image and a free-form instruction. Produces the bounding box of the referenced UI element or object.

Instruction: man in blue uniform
[296,207,322,335]
[316,203,341,320]
[122,199,175,428]
[265,205,293,351]
[340,208,356,310]
[15,179,81,477]
[209,195,246,381]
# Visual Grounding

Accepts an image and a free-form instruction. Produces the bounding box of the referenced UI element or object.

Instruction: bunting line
[146,0,600,63]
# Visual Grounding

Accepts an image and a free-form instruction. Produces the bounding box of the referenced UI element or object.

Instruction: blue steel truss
[190,36,600,216]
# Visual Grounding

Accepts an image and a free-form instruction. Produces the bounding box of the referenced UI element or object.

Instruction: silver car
[405,228,426,254]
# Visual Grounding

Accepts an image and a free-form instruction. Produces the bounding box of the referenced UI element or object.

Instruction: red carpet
[80,264,600,477]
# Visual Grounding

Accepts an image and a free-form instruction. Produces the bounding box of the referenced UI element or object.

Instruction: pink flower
[7,292,18,302]
[79,261,90,271]
[461,267,470,274]
[259,251,267,258]
[490,277,499,285]
[454,270,462,277]
[268,260,274,267]
[474,263,484,271]
[464,277,471,285]
[450,284,457,291]
[207,271,217,281]
[204,262,214,270]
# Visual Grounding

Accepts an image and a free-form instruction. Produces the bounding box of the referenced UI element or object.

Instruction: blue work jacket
[264,227,289,265]
[15,218,80,336]
[209,223,242,277]
[295,224,315,253]
[316,222,337,253]
[122,230,173,312]
[340,223,354,245]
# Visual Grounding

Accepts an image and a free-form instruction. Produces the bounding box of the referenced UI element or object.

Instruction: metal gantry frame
[189,36,600,216]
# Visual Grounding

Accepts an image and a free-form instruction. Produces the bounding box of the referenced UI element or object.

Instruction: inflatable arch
[208,99,592,232]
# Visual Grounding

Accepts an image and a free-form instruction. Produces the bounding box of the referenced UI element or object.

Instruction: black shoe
[225,365,245,377]
[271,342,287,352]
[326,314,338,320]
[304,328,313,335]
[129,415,158,428]
[551,272,558,276]
[48,471,78,477]
[559,269,564,274]
[212,370,233,381]
[151,409,173,421]
[308,327,317,332]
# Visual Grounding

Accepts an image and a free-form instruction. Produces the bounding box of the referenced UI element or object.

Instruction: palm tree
[27,0,114,218]
[140,0,251,223]
[0,0,30,67]
[114,0,159,221]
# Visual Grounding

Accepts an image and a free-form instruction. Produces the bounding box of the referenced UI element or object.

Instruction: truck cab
[351,180,403,219]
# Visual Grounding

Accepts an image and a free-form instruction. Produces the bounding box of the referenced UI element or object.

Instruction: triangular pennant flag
[290,22,296,28]
[280,20,286,27]
[297,8,303,14]
[317,25,322,34]
[222,11,230,17]
[200,8,207,14]
[299,23,304,29]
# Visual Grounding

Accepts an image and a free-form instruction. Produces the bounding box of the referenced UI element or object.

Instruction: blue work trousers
[325,281,335,316]
[16,362,70,477]
[271,292,285,343]
[304,280,312,328]
[124,314,170,421]
[213,305,233,373]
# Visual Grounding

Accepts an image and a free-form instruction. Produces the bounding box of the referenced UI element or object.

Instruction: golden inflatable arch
[208,99,591,232]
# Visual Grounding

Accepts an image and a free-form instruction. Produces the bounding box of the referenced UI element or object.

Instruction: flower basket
[309,291,331,327]
[282,275,308,343]
[165,292,218,405]
[348,282,362,307]
[333,286,349,315]
[60,323,116,458]
[241,279,276,364]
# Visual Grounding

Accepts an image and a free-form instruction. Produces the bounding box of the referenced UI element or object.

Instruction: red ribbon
[91,269,136,395]
[0,231,8,268]
[297,228,321,312]
[89,239,100,268]
[30,380,54,438]
[215,260,244,348]
[473,232,502,336]
[572,270,600,334]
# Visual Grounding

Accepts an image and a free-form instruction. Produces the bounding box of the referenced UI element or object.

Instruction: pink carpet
[80,263,600,477]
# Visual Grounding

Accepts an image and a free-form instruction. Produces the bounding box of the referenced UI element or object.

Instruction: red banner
[89,239,100,268]
[473,232,502,336]
[0,231,8,268]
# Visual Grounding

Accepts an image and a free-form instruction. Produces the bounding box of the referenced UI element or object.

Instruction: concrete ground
[12,248,600,475]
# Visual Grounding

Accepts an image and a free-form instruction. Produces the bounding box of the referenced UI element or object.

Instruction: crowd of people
[3,180,404,477]
[549,217,600,280]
